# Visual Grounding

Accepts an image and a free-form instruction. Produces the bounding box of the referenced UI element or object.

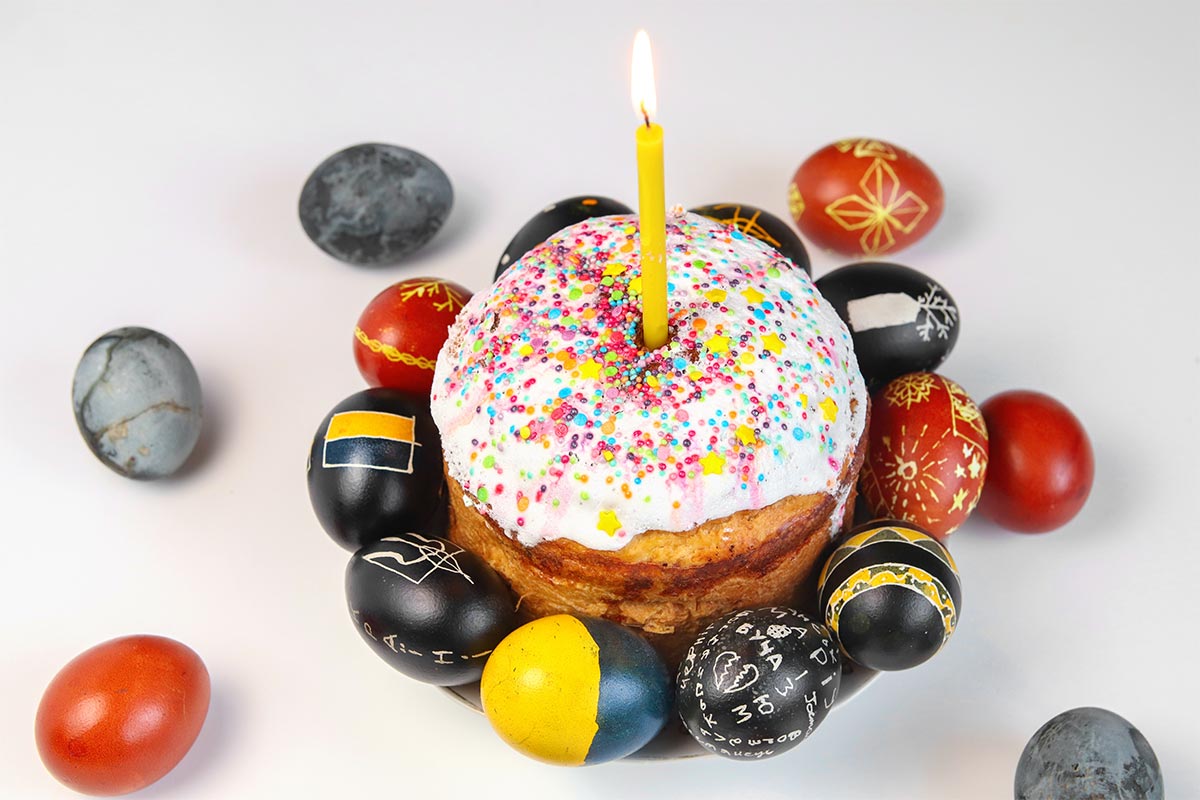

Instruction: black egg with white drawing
[346,532,518,685]
[495,195,633,280]
[307,389,445,552]
[688,203,811,274]
[815,261,959,390]
[676,607,841,760]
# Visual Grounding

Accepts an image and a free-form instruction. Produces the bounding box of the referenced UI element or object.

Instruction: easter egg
[815,262,959,389]
[307,388,444,551]
[480,614,671,765]
[72,327,203,479]
[353,278,472,395]
[788,138,943,257]
[35,635,210,796]
[299,143,453,266]
[345,533,517,685]
[495,195,633,280]
[978,390,1094,533]
[818,520,962,671]
[688,202,811,274]
[859,372,989,538]
[676,607,841,760]
[1015,707,1163,800]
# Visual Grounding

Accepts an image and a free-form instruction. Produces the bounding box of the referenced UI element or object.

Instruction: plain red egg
[353,277,472,395]
[978,390,1094,533]
[35,635,210,796]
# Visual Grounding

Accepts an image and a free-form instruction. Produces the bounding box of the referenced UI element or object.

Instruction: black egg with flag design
[689,203,811,274]
[814,261,959,389]
[346,533,517,685]
[307,389,445,551]
[676,607,841,760]
[495,195,633,280]
[818,519,963,671]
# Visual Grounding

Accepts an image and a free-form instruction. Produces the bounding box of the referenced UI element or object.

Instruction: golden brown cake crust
[446,405,868,664]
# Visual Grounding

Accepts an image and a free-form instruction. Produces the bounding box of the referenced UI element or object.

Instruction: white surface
[1,1,1196,797]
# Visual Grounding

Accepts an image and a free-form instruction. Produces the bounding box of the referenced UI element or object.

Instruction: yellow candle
[632,30,668,350]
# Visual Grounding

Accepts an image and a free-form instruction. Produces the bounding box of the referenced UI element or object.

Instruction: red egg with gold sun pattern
[858,372,988,539]
[788,139,943,257]
[354,278,472,395]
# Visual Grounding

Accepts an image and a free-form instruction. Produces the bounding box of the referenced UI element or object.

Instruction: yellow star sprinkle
[819,397,838,422]
[628,276,643,295]
[700,451,726,475]
[798,394,808,408]
[705,288,727,303]
[597,510,622,537]
[735,425,756,446]
[706,334,731,354]
[741,286,765,304]
[603,263,626,276]
[761,333,784,354]
[578,359,601,379]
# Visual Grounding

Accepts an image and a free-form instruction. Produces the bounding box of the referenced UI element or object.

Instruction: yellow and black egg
[480,614,671,766]
[818,520,962,671]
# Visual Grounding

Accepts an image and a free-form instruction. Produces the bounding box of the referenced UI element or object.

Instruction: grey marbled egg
[1015,707,1164,800]
[72,327,203,479]
[299,143,453,266]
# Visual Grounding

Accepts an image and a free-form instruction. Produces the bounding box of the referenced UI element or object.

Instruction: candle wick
[640,101,650,128]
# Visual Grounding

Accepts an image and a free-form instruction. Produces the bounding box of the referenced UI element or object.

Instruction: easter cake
[430,211,868,661]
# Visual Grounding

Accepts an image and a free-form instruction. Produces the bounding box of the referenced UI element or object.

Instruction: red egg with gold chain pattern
[858,372,988,539]
[353,278,472,395]
[788,138,943,257]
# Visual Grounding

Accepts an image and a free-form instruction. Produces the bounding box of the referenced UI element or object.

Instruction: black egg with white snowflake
[815,261,959,390]
[495,195,633,280]
[676,607,841,760]
[689,203,811,274]
[345,532,518,686]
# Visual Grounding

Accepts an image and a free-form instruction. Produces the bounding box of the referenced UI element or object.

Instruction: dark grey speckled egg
[1015,707,1164,800]
[72,327,203,479]
[299,143,453,266]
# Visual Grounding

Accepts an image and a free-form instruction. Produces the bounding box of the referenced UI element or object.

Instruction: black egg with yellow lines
[689,202,811,274]
[479,614,671,765]
[307,389,445,551]
[818,520,962,671]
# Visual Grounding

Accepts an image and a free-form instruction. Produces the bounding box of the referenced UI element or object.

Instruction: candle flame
[631,30,656,125]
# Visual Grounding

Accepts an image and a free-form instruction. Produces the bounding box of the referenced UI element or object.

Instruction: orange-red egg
[858,372,988,539]
[788,138,943,257]
[353,277,472,396]
[35,635,210,796]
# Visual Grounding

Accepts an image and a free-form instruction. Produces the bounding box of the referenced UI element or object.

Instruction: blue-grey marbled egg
[71,327,203,479]
[299,143,453,266]
[1015,707,1164,800]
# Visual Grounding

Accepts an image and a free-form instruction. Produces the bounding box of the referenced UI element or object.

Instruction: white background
[2,1,1197,797]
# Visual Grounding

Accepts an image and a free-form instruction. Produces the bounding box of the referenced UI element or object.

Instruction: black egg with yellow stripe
[480,614,671,766]
[307,388,444,551]
[818,520,962,671]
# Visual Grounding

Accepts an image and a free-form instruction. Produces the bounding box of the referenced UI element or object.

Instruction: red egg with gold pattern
[977,390,1094,533]
[858,372,988,539]
[354,278,472,395]
[788,138,944,257]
